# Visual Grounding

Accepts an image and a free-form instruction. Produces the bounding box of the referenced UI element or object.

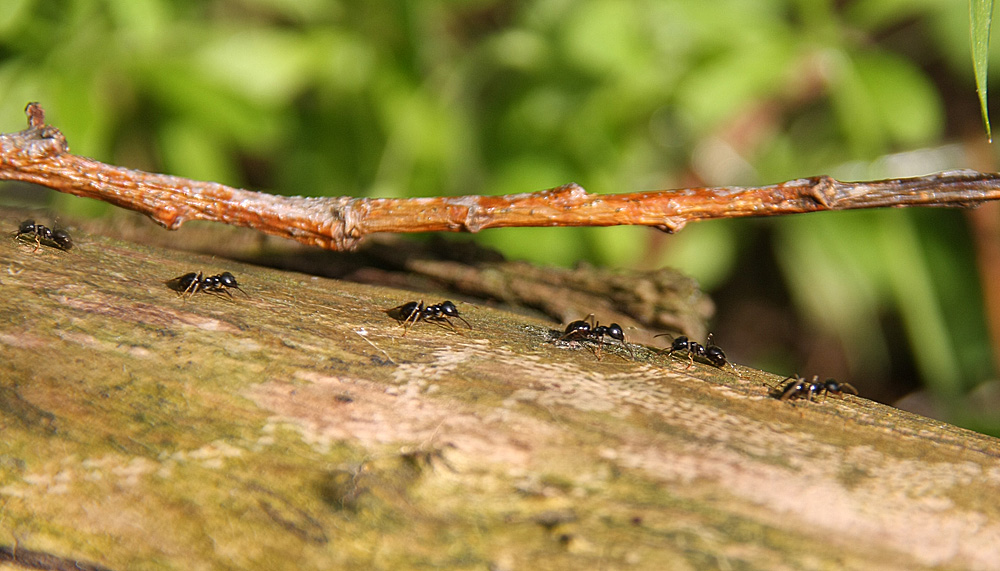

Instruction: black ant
[656,333,739,375]
[657,334,705,366]
[557,314,635,360]
[165,271,248,300]
[385,300,471,335]
[15,219,73,251]
[774,375,857,402]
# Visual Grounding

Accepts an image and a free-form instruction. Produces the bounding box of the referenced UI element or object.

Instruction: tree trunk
[0,208,998,571]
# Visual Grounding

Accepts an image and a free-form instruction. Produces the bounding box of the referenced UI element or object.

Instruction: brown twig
[2,103,999,251]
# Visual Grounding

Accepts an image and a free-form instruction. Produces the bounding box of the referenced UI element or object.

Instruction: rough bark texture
[1,208,999,571]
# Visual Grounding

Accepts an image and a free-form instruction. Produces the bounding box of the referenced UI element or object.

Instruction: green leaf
[854,51,943,146]
[971,0,993,141]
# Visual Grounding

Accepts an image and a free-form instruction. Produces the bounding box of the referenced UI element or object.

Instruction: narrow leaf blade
[971,0,994,141]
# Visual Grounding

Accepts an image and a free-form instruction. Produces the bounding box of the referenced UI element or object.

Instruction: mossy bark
[1,208,999,571]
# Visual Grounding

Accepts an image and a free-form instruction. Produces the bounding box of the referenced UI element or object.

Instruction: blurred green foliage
[1,0,999,429]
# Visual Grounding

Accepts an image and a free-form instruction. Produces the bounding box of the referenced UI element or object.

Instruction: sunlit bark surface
[0,210,998,571]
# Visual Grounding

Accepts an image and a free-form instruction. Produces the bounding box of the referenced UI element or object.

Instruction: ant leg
[213,288,235,301]
[221,284,249,298]
[18,233,42,252]
[558,330,582,343]
[769,375,798,390]
[622,340,636,360]
[433,316,461,334]
[400,301,424,337]
[181,272,204,300]
[727,362,743,379]
[664,350,693,369]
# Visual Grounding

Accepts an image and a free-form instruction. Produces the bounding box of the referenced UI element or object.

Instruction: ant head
[18,220,35,233]
[218,272,239,287]
[606,323,625,341]
[564,320,591,334]
[670,336,689,351]
[440,300,459,317]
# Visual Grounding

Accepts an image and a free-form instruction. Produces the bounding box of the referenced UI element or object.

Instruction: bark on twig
[2,103,999,251]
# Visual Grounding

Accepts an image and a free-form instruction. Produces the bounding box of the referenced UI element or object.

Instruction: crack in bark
[0,545,115,571]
